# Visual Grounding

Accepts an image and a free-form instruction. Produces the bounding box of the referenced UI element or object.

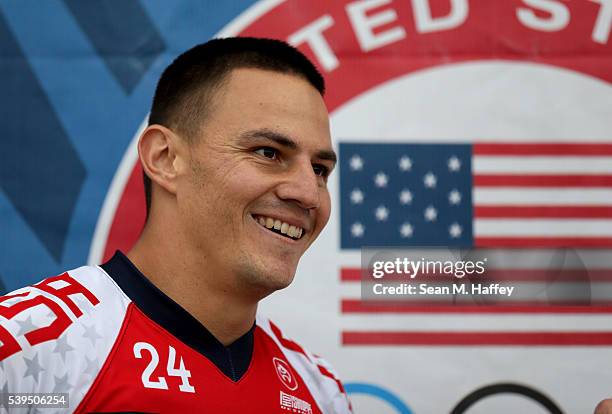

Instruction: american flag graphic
[339,142,612,248]
[338,142,612,347]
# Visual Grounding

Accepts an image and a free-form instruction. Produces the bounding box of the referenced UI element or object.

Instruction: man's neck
[126,226,258,346]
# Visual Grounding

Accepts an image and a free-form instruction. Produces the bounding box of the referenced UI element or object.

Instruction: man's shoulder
[0,265,131,398]
[256,316,353,414]
[0,264,128,339]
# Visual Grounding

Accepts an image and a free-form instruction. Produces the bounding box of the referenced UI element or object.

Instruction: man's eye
[255,147,278,159]
[313,164,329,177]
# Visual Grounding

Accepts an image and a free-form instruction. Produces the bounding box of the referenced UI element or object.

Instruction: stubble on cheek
[184,156,236,255]
[187,153,302,295]
[236,255,297,297]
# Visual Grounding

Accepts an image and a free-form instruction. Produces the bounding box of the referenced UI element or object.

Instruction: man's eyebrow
[239,129,337,165]
[316,149,337,165]
[239,129,297,149]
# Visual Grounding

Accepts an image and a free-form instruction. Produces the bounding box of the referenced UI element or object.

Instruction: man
[597,400,612,414]
[0,37,352,413]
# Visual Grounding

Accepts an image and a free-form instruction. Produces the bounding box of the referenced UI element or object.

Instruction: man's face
[176,68,334,298]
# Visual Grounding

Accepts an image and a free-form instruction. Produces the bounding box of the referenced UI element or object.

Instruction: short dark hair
[142,37,325,215]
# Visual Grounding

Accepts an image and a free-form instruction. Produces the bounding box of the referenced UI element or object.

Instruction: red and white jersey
[0,252,352,413]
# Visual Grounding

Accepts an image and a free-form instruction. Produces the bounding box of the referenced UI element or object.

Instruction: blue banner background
[0,1,258,292]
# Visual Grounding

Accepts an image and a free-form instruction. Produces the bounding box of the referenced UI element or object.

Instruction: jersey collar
[101,250,254,382]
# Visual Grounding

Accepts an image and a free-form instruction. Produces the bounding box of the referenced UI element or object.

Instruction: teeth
[254,215,304,239]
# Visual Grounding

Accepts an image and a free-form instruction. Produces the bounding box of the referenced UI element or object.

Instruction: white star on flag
[398,156,412,171]
[351,222,365,237]
[399,222,413,238]
[349,155,363,171]
[449,222,462,238]
[374,172,388,188]
[423,172,437,188]
[399,189,413,205]
[424,205,438,222]
[375,206,389,221]
[448,155,461,172]
[448,189,462,205]
[350,189,364,204]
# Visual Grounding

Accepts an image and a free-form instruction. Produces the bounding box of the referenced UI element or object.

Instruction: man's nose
[276,161,320,210]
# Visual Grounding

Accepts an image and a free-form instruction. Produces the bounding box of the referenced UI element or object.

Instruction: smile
[253,215,304,240]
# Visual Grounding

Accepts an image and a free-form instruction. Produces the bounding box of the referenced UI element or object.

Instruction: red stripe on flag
[342,331,612,346]
[475,237,612,248]
[341,268,361,282]
[476,268,612,282]
[341,299,612,314]
[474,175,612,187]
[341,268,612,282]
[472,143,612,156]
[474,206,612,218]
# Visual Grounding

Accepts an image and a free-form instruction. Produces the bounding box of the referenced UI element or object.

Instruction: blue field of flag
[339,142,473,248]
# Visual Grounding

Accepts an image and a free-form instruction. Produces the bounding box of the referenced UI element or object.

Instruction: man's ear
[138,125,186,195]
